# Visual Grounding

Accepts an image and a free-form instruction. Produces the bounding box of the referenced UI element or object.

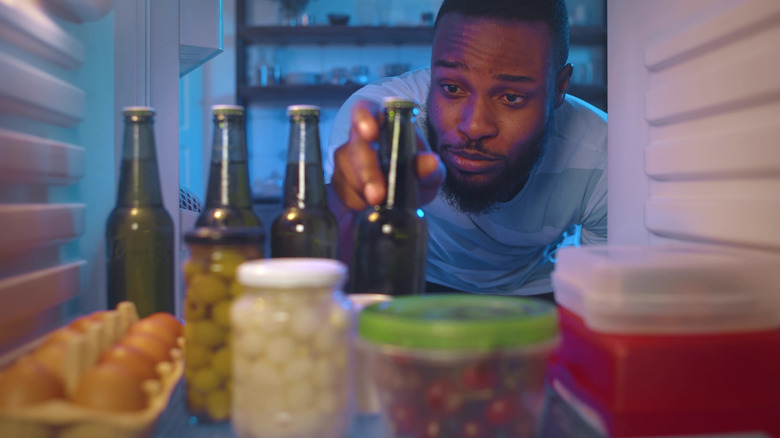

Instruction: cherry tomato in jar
[461,360,499,391]
[485,393,521,426]
[510,415,536,438]
[459,417,494,438]
[389,403,419,435]
[417,416,447,438]
[424,378,463,414]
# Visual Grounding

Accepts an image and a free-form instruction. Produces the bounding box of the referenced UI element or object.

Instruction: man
[325,0,607,297]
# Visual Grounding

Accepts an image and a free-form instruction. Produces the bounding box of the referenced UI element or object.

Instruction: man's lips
[443,148,502,174]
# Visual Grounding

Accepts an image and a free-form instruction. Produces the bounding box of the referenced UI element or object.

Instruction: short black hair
[434,0,570,70]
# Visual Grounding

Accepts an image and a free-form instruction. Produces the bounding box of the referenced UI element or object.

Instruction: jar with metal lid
[182,226,265,423]
[231,258,352,438]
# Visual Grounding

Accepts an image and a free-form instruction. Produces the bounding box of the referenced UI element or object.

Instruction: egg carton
[0,302,184,438]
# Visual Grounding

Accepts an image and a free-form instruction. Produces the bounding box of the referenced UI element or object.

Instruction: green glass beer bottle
[350,97,428,295]
[271,105,338,258]
[106,107,175,317]
[196,105,263,230]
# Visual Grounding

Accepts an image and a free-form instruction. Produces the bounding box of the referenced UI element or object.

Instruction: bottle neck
[115,115,164,207]
[282,114,328,209]
[203,114,254,209]
[380,107,420,209]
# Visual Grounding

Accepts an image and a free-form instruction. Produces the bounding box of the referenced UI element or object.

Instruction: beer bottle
[350,97,428,295]
[196,105,263,230]
[271,105,338,258]
[106,107,175,317]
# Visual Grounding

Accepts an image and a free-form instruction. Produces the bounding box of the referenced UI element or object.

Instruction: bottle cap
[122,106,155,116]
[287,105,321,116]
[212,105,244,116]
[358,294,558,350]
[382,97,417,109]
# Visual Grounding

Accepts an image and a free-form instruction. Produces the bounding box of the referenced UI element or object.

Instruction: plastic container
[543,307,780,437]
[346,294,394,414]
[231,258,352,438]
[551,245,780,334]
[545,244,780,437]
[182,227,264,422]
[0,302,183,438]
[357,294,559,438]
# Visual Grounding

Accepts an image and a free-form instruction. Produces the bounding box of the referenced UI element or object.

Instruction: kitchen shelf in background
[238,24,605,46]
[238,25,435,45]
[239,83,607,105]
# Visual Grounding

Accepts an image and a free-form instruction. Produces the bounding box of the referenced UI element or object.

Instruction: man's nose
[457,96,498,141]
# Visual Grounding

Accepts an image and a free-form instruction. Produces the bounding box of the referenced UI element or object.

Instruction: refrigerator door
[608,0,780,251]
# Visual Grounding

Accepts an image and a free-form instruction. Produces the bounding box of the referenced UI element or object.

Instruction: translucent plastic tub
[356,294,559,438]
[552,245,780,334]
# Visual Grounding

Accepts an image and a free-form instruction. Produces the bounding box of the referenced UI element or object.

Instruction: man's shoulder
[552,95,608,149]
[559,94,607,128]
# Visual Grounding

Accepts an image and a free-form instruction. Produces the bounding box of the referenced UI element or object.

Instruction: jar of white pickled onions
[231,258,352,438]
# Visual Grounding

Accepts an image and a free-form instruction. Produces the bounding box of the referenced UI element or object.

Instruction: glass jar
[357,294,559,438]
[182,226,265,423]
[231,258,352,438]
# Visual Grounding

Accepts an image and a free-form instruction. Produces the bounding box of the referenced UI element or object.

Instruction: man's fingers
[417,152,445,205]
[351,101,381,142]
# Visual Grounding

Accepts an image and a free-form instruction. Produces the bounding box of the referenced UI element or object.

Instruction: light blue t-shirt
[326,68,608,295]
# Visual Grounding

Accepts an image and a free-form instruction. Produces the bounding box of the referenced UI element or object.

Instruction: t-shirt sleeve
[580,164,608,246]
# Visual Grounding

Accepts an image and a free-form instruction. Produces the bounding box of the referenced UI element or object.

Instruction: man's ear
[555,63,573,108]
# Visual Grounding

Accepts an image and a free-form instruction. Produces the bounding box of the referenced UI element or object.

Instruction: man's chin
[441,177,506,215]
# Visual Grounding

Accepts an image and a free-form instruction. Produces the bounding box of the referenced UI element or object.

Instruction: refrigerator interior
[1,0,780,360]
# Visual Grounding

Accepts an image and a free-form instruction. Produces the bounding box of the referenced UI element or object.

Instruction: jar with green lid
[182,226,265,423]
[356,294,559,438]
[231,258,352,438]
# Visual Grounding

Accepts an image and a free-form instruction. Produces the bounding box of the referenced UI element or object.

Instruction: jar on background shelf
[182,226,265,423]
[231,258,353,438]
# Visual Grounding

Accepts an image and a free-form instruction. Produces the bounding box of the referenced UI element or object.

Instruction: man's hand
[330,100,445,211]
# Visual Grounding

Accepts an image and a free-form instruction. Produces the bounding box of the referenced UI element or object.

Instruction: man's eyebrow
[433,60,535,83]
[433,59,464,69]
[493,73,535,83]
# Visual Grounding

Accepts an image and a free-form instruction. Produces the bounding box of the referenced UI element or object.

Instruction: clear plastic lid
[552,245,780,334]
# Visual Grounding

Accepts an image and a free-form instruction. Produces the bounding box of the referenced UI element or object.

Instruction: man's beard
[425,114,552,215]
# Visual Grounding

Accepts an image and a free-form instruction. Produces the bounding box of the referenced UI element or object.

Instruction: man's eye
[502,93,525,105]
[441,84,461,95]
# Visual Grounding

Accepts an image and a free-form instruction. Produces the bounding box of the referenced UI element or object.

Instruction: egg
[146,312,183,338]
[72,362,147,412]
[0,357,65,408]
[128,317,178,350]
[119,332,171,364]
[99,344,158,382]
[40,326,83,349]
[30,341,67,381]
[69,314,98,333]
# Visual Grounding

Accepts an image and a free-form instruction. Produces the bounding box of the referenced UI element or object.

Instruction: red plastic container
[547,306,780,437]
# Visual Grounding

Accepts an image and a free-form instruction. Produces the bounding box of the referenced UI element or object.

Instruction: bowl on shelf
[328,13,350,26]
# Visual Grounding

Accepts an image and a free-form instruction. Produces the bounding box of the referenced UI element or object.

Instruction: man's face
[426,13,559,214]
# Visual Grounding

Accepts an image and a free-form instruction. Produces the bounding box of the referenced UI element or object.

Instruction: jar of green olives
[182,226,264,423]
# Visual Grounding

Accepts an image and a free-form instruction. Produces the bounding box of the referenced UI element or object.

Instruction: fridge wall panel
[609,0,780,250]
[0,2,104,353]
[0,1,85,69]
[0,128,86,184]
[0,0,188,354]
